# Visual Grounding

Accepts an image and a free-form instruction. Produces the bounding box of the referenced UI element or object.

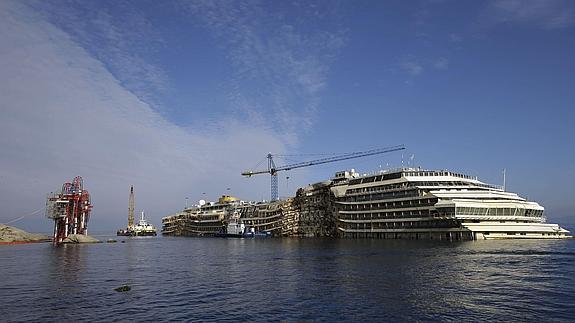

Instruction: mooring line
[5,207,44,224]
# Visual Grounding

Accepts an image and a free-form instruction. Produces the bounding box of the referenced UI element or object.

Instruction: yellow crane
[128,186,135,229]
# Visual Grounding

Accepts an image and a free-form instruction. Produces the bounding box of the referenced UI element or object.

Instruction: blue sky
[1,0,574,231]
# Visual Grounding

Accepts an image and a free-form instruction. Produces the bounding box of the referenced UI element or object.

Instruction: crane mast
[242,145,406,201]
[128,186,135,229]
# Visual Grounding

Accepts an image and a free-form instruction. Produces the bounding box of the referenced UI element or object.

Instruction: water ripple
[1,238,574,321]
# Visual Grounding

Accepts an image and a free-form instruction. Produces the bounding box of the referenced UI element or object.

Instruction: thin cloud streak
[0,0,290,231]
[29,0,169,111]
[400,57,424,76]
[181,0,347,145]
[433,58,449,70]
[488,0,575,29]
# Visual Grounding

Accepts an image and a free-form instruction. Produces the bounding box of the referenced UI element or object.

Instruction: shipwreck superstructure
[162,168,571,240]
[162,195,292,237]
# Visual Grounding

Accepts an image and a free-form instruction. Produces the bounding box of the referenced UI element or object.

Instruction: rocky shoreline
[62,234,101,244]
[1,224,103,245]
[0,224,50,244]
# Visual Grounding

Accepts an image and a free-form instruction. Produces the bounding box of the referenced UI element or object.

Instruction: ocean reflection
[1,237,574,321]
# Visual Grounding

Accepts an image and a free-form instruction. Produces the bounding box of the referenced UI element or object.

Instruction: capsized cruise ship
[332,168,570,239]
[162,168,570,240]
[162,195,287,237]
[162,195,241,237]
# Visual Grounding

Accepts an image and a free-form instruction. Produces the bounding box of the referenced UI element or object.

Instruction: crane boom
[276,145,405,172]
[242,144,405,201]
[241,169,272,176]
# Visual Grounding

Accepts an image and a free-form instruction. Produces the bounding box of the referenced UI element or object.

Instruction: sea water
[1,236,574,322]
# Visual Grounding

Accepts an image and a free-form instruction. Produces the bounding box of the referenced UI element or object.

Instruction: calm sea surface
[1,236,575,322]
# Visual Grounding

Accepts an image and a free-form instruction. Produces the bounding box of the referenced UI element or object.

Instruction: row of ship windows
[348,172,402,185]
[347,183,409,195]
[180,225,223,231]
[346,181,494,196]
[339,199,437,211]
[339,210,433,220]
[439,207,543,217]
[410,181,500,190]
[167,214,288,225]
[242,223,279,231]
[239,210,282,216]
[483,232,527,236]
[483,232,560,236]
[342,190,419,202]
[339,219,459,229]
[300,197,326,204]
[404,171,476,180]
[178,215,223,221]
[163,215,222,223]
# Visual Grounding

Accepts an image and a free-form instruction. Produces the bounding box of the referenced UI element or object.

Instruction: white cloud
[433,58,449,70]
[399,55,450,77]
[181,0,346,144]
[37,1,170,108]
[0,1,298,231]
[489,0,575,29]
[401,59,424,76]
[449,33,463,43]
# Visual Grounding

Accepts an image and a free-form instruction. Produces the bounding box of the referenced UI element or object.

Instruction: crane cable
[4,207,44,225]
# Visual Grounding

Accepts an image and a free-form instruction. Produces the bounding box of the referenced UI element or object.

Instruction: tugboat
[117,186,157,236]
[117,211,157,236]
[216,217,271,238]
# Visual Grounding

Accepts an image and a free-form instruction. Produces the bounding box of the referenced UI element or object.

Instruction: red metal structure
[46,176,93,245]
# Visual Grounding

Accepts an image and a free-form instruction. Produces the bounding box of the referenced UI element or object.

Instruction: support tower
[45,176,93,245]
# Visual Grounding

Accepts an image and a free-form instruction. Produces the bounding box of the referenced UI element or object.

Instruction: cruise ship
[332,168,570,240]
[162,168,570,240]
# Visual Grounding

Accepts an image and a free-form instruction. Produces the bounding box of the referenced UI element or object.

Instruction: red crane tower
[46,176,93,245]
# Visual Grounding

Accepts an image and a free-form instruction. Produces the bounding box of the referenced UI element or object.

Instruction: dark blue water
[1,237,575,322]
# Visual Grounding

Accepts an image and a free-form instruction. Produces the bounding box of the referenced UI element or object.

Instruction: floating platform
[117,210,157,237]
[117,229,157,237]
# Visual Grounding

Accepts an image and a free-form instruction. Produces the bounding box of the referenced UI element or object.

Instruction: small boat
[242,230,272,238]
[216,219,271,238]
